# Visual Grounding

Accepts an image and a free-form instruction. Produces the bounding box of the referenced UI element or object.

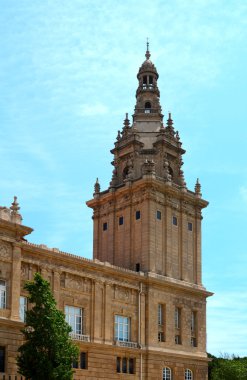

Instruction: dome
[137,48,159,79]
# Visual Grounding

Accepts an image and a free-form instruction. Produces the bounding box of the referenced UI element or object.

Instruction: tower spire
[145,38,151,60]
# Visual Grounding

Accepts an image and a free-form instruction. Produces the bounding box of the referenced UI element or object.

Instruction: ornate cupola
[134,41,162,123]
[87,44,208,283]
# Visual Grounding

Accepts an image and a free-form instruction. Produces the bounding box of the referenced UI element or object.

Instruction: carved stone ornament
[0,242,11,259]
[115,286,130,301]
[21,263,29,279]
[66,274,91,293]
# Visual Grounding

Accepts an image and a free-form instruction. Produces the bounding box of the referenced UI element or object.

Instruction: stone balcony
[115,340,138,348]
[69,332,90,342]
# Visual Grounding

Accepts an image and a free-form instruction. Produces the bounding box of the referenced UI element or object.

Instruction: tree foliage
[208,353,247,380]
[17,273,79,380]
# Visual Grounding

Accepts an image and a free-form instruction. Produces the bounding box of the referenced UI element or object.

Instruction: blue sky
[1,0,247,356]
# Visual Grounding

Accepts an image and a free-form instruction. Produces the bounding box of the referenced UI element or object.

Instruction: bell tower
[87,45,208,285]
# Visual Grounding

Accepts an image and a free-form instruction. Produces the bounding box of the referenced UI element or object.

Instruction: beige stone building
[0,46,212,380]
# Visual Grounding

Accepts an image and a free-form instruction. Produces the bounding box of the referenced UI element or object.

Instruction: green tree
[17,273,79,380]
[208,353,247,380]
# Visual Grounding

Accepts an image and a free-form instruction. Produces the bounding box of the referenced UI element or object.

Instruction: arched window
[185,369,193,380]
[149,75,153,85]
[163,367,172,380]
[143,75,147,85]
[144,101,151,113]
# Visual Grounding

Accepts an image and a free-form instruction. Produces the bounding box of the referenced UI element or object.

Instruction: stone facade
[0,45,212,379]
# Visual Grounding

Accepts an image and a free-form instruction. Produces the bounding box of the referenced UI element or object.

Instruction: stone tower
[87,44,208,286]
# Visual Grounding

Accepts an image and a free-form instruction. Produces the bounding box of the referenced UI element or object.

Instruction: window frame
[172,216,178,226]
[65,305,83,335]
[0,346,5,373]
[0,280,6,309]
[116,357,135,374]
[19,295,28,322]
[175,307,181,329]
[80,352,88,370]
[135,210,141,220]
[114,315,130,342]
[119,216,124,226]
[185,369,193,380]
[156,210,162,220]
[163,367,172,380]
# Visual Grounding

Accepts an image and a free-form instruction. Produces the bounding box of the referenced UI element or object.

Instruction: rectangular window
[191,311,196,333]
[116,357,121,373]
[129,358,135,374]
[122,357,127,373]
[114,315,130,342]
[119,216,124,225]
[0,347,5,373]
[103,222,108,231]
[175,307,181,329]
[191,337,197,347]
[116,357,135,374]
[172,216,177,226]
[65,306,82,335]
[158,304,163,326]
[188,222,193,231]
[80,352,87,369]
[156,210,161,220]
[175,335,181,345]
[191,311,197,347]
[19,296,27,322]
[0,280,6,309]
[158,332,165,342]
[135,210,141,220]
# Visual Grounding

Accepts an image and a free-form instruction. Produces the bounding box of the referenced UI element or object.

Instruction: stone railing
[69,332,90,342]
[115,340,138,348]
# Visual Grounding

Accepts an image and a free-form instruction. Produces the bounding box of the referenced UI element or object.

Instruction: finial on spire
[166,112,175,136]
[195,178,202,198]
[94,178,100,194]
[124,113,130,128]
[10,196,20,214]
[10,196,22,224]
[145,38,151,60]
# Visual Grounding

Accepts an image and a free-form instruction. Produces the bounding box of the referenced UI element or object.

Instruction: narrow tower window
[144,101,151,113]
[103,222,108,231]
[119,216,124,226]
[172,216,177,226]
[135,210,141,220]
[157,210,161,220]
[188,222,193,231]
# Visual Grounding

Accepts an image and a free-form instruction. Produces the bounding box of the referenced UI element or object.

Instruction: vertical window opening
[0,280,6,309]
[80,352,88,369]
[0,347,5,373]
[144,101,151,113]
[172,216,178,226]
[135,210,141,220]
